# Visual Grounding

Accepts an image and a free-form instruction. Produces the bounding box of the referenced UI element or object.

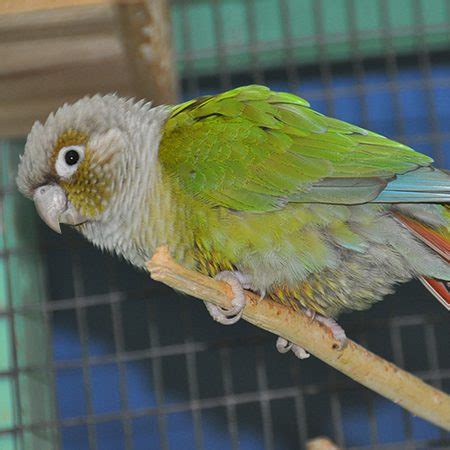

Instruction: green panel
[354,0,383,32]
[254,0,282,43]
[0,377,15,450]
[187,1,216,51]
[0,204,4,258]
[0,377,14,428]
[0,435,16,450]
[322,0,349,36]
[172,0,450,77]
[188,0,218,74]
[171,5,184,57]
[0,140,55,450]
[0,141,16,450]
[8,252,44,311]
[387,0,414,28]
[355,0,385,58]
[3,194,39,253]
[421,0,447,25]
[219,0,251,71]
[0,141,10,186]
[289,0,315,37]
[0,318,11,372]
[0,259,7,310]
[220,0,250,47]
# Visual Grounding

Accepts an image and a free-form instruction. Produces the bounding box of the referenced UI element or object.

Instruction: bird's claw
[276,336,293,354]
[314,314,347,349]
[204,301,244,325]
[302,308,347,349]
[276,337,310,359]
[276,310,347,360]
[204,271,249,325]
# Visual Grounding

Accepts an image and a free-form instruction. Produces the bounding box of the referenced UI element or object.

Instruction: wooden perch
[306,437,340,450]
[147,246,450,431]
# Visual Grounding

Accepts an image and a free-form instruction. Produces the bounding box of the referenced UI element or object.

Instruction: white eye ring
[55,145,85,179]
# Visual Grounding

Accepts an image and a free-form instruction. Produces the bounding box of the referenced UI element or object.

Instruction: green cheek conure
[17,85,450,358]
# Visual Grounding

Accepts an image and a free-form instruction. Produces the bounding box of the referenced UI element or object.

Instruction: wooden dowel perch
[147,246,450,431]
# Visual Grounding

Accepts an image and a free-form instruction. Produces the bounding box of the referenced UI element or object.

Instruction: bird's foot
[276,310,347,360]
[276,337,310,359]
[303,307,347,348]
[204,271,251,325]
[312,313,347,349]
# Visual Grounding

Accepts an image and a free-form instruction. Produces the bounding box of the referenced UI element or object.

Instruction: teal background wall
[172,0,450,76]
[0,140,55,450]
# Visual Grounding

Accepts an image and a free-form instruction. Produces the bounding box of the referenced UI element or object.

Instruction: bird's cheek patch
[61,153,112,219]
[60,129,125,218]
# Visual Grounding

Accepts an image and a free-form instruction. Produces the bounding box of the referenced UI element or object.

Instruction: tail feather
[376,168,450,203]
[419,277,450,311]
[393,211,450,310]
[393,213,450,261]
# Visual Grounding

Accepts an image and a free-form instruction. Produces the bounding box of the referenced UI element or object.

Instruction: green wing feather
[159,85,432,211]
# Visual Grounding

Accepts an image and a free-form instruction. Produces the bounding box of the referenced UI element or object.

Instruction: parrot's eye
[55,145,85,179]
[65,149,80,165]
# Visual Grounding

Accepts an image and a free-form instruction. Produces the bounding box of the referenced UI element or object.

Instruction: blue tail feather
[375,168,450,203]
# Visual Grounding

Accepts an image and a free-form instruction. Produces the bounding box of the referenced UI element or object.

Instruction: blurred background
[0,0,449,449]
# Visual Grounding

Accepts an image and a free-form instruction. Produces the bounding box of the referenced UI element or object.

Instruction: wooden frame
[0,0,178,138]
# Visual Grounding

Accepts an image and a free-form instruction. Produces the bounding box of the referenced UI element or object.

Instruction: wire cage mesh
[1,0,450,449]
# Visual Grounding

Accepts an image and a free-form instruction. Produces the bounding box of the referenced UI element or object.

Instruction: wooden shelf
[0,0,178,138]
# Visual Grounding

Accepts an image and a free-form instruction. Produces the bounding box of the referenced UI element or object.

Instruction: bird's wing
[158,85,440,212]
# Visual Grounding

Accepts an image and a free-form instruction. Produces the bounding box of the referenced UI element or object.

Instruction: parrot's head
[17,94,170,242]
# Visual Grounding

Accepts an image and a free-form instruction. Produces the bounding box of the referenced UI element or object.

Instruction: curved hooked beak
[33,184,88,234]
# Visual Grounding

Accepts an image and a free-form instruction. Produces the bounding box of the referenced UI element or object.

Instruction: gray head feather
[16,93,172,267]
[16,94,158,198]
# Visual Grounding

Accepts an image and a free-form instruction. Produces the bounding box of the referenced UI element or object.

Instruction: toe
[204,271,249,325]
[215,271,247,311]
[204,301,243,325]
[291,345,310,359]
[276,337,293,354]
[276,337,310,359]
[315,315,347,349]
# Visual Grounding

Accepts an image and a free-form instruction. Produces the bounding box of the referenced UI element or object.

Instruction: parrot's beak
[33,184,87,234]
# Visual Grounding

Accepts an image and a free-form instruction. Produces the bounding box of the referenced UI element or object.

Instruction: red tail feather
[419,277,450,311]
[393,212,450,310]
[393,213,450,261]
